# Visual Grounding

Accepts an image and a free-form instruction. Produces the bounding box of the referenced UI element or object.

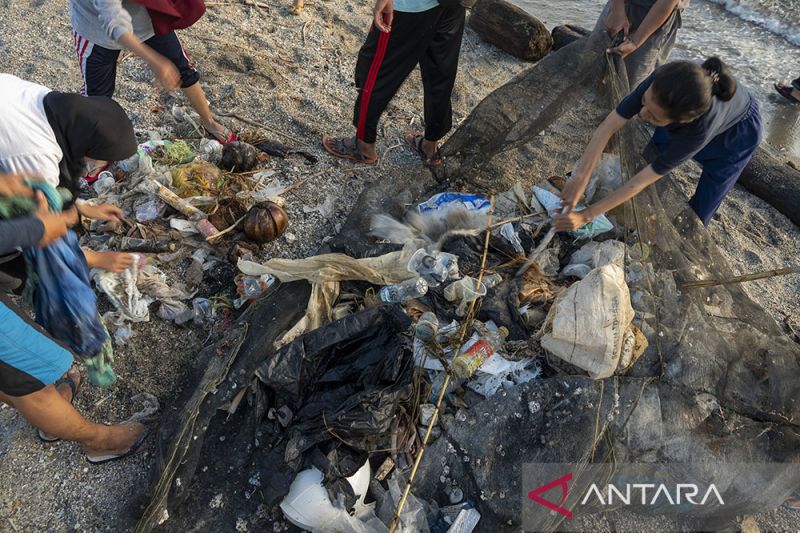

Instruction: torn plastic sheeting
[255,305,413,461]
[93,258,150,322]
[499,223,524,254]
[466,356,540,398]
[377,472,431,533]
[238,251,412,286]
[561,240,626,279]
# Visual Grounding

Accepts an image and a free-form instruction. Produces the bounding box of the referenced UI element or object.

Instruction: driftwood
[738,144,800,226]
[682,265,800,289]
[468,0,552,62]
[551,24,590,50]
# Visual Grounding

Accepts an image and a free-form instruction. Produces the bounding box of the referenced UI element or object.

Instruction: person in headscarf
[0,73,136,273]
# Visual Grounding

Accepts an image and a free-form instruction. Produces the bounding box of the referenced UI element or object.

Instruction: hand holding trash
[35,192,79,246]
[553,209,590,232]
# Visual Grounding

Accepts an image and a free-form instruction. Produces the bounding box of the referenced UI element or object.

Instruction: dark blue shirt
[616,73,751,175]
[0,218,44,255]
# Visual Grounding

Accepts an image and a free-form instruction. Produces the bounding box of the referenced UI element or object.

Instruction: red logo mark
[528,472,573,518]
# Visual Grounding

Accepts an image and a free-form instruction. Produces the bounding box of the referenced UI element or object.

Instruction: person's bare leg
[82,248,134,273]
[181,83,226,134]
[0,386,144,456]
[291,0,303,14]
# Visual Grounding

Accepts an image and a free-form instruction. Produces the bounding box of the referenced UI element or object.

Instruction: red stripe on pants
[356,25,390,142]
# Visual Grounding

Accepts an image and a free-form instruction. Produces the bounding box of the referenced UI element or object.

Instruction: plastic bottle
[415,312,439,343]
[233,274,275,308]
[379,277,428,303]
[481,273,503,289]
[407,250,458,286]
[450,326,509,379]
[93,171,115,195]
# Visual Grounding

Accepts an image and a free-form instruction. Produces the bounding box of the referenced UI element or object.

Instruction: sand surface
[1,0,798,531]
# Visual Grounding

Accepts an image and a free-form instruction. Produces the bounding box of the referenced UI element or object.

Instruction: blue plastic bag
[24,230,108,359]
[417,192,491,213]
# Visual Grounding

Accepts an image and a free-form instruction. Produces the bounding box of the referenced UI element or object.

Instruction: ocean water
[514,0,800,158]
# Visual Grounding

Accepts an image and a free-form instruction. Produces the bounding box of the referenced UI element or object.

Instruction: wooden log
[737,144,800,227]
[468,0,552,62]
[552,24,590,51]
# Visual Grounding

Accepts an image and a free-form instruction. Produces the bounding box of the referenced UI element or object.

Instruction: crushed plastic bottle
[481,273,503,289]
[407,249,459,287]
[379,277,428,303]
[200,138,224,164]
[451,327,509,379]
[93,171,115,195]
[117,153,140,173]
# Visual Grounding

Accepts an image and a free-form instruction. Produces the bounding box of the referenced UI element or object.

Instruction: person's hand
[150,55,180,93]
[34,191,78,246]
[607,37,639,58]
[78,202,125,222]
[0,173,35,198]
[553,209,590,232]
[559,176,588,210]
[373,0,393,32]
[605,4,630,38]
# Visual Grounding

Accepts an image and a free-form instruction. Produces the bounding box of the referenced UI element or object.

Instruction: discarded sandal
[85,420,153,465]
[774,83,799,103]
[203,124,237,144]
[403,131,443,167]
[37,371,81,443]
[322,135,378,165]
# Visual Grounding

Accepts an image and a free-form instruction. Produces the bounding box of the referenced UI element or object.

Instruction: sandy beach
[1,0,799,531]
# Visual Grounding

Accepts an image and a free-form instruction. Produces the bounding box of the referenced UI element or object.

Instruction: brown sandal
[322,135,378,165]
[403,131,443,167]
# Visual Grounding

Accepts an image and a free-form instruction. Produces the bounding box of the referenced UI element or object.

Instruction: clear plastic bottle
[407,249,459,286]
[451,326,509,379]
[379,277,428,303]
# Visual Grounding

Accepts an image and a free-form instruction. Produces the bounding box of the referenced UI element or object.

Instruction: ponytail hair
[651,57,738,122]
[702,56,737,102]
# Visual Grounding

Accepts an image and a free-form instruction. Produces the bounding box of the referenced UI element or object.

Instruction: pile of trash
[74,107,324,377]
[138,150,660,532]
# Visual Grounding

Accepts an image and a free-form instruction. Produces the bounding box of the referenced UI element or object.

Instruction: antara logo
[527,473,725,518]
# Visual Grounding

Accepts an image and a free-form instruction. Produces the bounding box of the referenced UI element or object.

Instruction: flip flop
[774,83,799,103]
[403,131,443,167]
[203,124,237,144]
[322,135,378,165]
[37,372,81,443]
[85,419,154,465]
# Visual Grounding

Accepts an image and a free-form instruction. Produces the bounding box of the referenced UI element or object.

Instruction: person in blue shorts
[553,56,761,230]
[0,174,146,463]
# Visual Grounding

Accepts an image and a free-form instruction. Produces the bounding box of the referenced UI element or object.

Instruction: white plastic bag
[561,240,626,279]
[540,264,634,379]
[583,154,622,204]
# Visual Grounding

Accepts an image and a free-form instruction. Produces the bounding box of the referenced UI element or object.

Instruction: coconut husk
[518,262,561,304]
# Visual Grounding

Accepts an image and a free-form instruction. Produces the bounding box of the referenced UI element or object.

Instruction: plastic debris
[233,274,275,308]
[171,160,221,198]
[451,326,508,379]
[561,240,626,279]
[417,192,490,213]
[444,277,486,317]
[407,249,459,287]
[539,264,634,379]
[199,138,224,164]
[415,312,440,343]
[134,195,166,222]
[169,218,199,234]
[380,277,428,303]
[302,195,335,218]
[113,324,134,345]
[499,222,524,254]
[191,297,215,326]
[93,171,115,195]
[533,185,613,240]
[93,256,150,322]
